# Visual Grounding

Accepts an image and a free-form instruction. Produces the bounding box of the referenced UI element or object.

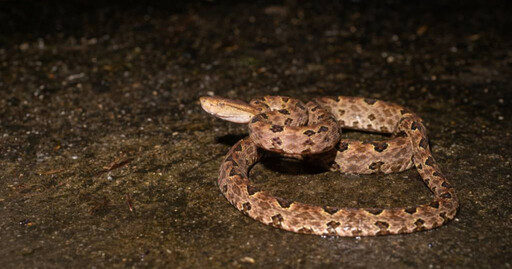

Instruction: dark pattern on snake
[202,95,458,236]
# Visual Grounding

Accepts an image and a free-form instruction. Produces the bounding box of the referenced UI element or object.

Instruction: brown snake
[200,95,458,236]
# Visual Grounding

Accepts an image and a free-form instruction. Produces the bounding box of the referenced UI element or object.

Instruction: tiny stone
[240,257,255,264]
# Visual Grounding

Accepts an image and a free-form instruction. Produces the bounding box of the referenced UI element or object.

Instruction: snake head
[200,96,259,123]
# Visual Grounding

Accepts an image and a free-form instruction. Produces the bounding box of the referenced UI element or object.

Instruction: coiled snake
[200,95,458,236]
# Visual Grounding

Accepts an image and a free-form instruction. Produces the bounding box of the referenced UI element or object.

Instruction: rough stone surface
[0,1,511,268]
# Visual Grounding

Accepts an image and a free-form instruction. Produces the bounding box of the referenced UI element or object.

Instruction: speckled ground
[0,1,511,268]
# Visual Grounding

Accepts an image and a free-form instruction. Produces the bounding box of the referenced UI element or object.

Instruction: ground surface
[0,1,511,268]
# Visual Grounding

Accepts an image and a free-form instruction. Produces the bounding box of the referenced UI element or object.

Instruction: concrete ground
[0,1,511,268]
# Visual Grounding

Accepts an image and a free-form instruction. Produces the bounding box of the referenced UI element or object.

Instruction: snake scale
[200,95,458,236]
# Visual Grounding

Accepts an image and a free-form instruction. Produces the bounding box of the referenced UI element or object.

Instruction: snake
[200,95,458,236]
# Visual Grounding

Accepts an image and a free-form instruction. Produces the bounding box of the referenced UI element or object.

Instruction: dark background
[0,1,511,268]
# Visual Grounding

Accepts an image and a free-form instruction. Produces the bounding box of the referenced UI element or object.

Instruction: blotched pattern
[202,96,458,236]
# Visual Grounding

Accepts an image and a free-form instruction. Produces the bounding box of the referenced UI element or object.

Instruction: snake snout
[200,96,259,124]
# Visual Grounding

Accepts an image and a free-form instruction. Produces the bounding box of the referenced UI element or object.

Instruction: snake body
[200,96,458,236]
